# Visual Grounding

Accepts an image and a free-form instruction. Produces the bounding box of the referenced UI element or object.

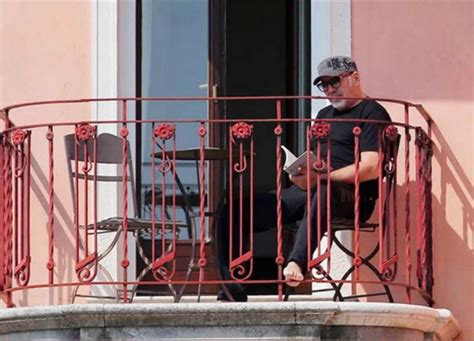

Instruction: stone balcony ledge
[0,302,460,340]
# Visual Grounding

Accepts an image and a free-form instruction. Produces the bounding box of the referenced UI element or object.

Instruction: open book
[281,145,317,176]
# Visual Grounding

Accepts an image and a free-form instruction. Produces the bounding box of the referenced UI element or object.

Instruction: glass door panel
[140,0,208,239]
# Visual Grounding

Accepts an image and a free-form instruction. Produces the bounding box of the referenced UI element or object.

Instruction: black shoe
[217,283,248,302]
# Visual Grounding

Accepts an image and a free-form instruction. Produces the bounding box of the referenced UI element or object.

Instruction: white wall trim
[91,0,136,296]
[311,0,352,118]
[92,1,118,124]
[310,0,352,297]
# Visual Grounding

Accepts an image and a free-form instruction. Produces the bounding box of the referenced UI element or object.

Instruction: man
[216,56,391,301]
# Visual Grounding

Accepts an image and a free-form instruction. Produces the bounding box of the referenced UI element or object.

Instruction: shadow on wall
[356,182,425,305]
[430,121,473,340]
[356,120,473,337]
[357,179,472,307]
[431,122,472,249]
[24,155,76,306]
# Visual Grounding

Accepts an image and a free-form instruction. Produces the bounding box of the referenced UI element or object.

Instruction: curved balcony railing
[0,96,434,307]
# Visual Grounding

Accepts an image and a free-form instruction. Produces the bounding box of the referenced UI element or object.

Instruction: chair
[215,127,400,301]
[284,133,401,301]
[64,132,186,302]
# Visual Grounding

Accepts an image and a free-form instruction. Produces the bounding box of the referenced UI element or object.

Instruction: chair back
[64,132,138,218]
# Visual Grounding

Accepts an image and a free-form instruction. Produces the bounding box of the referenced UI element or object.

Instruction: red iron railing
[0,96,434,307]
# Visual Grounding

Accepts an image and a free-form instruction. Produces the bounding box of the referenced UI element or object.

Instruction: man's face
[318,72,356,111]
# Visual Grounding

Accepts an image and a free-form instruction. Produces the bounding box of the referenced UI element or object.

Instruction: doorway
[135,0,310,296]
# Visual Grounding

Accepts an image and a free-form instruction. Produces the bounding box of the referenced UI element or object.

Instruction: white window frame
[91,0,137,296]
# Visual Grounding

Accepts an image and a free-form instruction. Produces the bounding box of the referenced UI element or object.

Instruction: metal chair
[64,132,185,302]
[285,133,401,302]
[214,128,400,302]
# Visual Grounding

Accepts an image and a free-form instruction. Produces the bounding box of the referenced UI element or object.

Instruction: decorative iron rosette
[75,123,96,142]
[310,122,330,139]
[384,125,399,142]
[198,125,207,137]
[46,129,54,141]
[275,256,285,266]
[312,159,326,172]
[120,126,129,138]
[46,260,55,271]
[352,126,362,136]
[154,124,176,141]
[11,129,28,146]
[231,122,253,140]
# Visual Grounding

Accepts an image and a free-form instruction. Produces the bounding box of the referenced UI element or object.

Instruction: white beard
[329,98,349,111]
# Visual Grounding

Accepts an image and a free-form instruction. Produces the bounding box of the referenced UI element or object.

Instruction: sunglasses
[316,72,353,92]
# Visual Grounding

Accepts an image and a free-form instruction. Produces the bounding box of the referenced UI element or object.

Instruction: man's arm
[289,151,379,190]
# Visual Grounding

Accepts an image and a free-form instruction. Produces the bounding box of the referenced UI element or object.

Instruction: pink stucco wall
[0,1,91,305]
[1,1,91,106]
[0,3,472,339]
[352,1,473,339]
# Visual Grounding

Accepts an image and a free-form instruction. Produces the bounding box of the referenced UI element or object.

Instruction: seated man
[216,56,391,301]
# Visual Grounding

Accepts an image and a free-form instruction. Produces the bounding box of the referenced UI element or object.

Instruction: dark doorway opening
[219,0,311,295]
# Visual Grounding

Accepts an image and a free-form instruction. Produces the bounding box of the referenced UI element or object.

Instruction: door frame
[103,0,353,297]
[91,0,137,291]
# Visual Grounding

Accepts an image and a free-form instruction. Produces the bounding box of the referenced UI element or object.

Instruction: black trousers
[215,182,375,301]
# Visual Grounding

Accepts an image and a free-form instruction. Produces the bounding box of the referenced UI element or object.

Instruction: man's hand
[289,167,327,190]
[289,151,379,189]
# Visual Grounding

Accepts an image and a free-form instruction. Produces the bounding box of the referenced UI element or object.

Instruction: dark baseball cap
[313,56,358,85]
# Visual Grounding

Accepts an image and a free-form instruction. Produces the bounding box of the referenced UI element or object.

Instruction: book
[281,145,317,176]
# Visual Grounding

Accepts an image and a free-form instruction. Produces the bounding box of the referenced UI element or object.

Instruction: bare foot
[283,261,304,287]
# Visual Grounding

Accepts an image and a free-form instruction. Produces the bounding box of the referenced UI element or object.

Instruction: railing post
[274,100,284,300]
[46,126,55,285]
[421,130,434,304]
[404,105,412,304]
[198,121,208,288]
[415,128,435,306]
[0,128,13,307]
[0,133,4,294]
[353,126,362,280]
[120,100,129,303]
[228,121,254,281]
[307,122,332,274]
[150,123,177,286]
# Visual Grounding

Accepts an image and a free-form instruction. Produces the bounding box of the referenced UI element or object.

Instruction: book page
[281,145,316,176]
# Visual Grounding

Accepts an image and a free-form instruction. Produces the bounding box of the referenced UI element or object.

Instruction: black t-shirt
[314,99,392,198]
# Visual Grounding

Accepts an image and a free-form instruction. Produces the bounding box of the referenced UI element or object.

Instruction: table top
[153,147,252,161]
